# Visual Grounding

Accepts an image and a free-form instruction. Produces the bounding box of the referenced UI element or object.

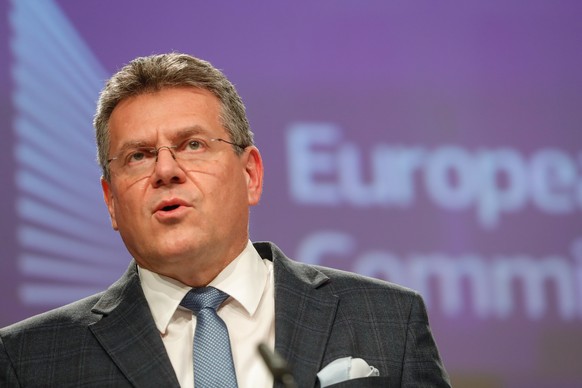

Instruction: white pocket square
[317,357,380,387]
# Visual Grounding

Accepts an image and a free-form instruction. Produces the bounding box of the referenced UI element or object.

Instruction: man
[0,53,451,387]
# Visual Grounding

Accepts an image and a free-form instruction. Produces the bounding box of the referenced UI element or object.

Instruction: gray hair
[94,53,253,181]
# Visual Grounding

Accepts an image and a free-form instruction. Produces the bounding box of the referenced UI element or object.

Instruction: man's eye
[127,151,147,163]
[186,139,204,151]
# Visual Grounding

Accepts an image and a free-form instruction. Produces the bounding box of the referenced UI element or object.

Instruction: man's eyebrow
[171,126,210,140]
[111,140,152,157]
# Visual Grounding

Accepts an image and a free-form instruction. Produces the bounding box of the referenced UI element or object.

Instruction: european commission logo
[10,0,126,306]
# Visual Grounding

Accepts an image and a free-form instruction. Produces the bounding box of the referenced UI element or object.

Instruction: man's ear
[243,146,264,206]
[101,177,119,231]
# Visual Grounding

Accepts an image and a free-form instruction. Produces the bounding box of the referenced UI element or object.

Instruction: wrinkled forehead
[107,87,227,151]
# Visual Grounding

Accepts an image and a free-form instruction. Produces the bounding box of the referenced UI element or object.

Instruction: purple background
[2,1,582,387]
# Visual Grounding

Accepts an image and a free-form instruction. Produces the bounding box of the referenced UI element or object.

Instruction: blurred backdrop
[1,1,582,387]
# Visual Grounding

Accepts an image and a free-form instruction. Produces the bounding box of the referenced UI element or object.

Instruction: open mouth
[162,204,180,212]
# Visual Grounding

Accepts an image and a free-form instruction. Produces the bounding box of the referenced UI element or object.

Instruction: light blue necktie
[181,287,238,387]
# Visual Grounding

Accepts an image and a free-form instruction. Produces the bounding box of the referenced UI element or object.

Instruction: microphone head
[258,343,297,388]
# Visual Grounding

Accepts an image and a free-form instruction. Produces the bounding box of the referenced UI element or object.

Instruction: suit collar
[89,261,180,388]
[254,242,339,388]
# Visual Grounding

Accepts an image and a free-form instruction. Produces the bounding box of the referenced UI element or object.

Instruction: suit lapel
[89,262,180,388]
[255,242,339,388]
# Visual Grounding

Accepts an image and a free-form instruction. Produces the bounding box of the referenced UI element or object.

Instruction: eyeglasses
[106,137,246,178]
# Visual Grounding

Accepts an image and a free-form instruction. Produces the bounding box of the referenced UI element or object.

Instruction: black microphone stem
[258,343,298,388]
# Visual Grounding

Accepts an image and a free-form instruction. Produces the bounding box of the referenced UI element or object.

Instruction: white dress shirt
[138,241,275,388]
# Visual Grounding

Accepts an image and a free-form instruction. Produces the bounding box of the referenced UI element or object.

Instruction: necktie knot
[180,286,229,315]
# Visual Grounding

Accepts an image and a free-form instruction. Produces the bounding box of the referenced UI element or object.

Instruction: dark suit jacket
[0,242,450,387]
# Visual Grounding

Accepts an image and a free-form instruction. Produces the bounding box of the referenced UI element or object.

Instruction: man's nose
[155,145,176,161]
[151,146,186,186]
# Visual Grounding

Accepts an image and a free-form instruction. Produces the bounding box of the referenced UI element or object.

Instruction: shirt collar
[139,240,269,334]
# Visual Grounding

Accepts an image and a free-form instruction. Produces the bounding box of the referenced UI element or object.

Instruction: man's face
[101,87,263,285]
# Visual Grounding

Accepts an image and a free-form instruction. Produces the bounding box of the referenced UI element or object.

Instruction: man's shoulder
[261,240,428,335]
[1,261,140,337]
[314,263,416,294]
[256,240,421,302]
[0,292,104,338]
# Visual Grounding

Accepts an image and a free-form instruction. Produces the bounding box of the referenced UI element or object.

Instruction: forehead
[108,87,226,147]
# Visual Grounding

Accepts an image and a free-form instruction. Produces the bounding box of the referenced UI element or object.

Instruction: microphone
[258,343,297,388]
